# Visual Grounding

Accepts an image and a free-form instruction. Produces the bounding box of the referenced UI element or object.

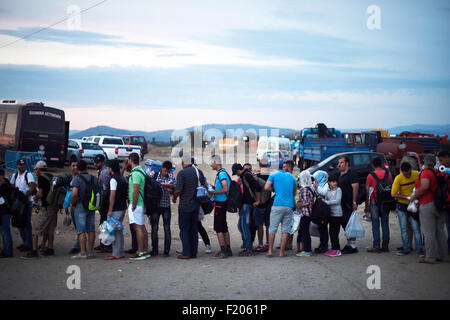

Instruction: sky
[0,0,449,132]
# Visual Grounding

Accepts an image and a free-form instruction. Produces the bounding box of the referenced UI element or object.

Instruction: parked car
[119,135,148,159]
[66,139,106,164]
[302,151,391,205]
[258,151,285,169]
[84,136,141,161]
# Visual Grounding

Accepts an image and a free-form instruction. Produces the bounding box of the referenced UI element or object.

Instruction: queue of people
[0,150,448,265]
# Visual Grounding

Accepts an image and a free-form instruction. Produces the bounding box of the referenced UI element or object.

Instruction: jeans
[111,210,125,257]
[240,204,253,251]
[150,206,171,254]
[1,214,13,256]
[178,208,199,258]
[419,202,448,263]
[370,203,390,248]
[397,209,423,254]
[198,221,210,246]
[299,216,312,252]
[445,208,450,253]
[19,202,33,248]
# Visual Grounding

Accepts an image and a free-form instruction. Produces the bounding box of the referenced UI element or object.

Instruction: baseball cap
[17,159,26,165]
[35,160,47,169]
[94,154,105,163]
[231,163,243,175]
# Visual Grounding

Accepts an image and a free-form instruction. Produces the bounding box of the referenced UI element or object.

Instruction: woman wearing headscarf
[312,170,329,197]
[296,171,315,257]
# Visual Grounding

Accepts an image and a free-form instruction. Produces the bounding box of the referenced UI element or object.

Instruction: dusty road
[1,147,449,300]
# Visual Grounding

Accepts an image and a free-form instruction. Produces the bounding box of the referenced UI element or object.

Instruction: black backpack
[216,169,242,213]
[307,187,331,225]
[420,168,448,211]
[79,174,102,211]
[370,169,396,212]
[132,169,163,215]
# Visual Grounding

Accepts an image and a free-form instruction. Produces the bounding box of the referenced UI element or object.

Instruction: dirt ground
[0,146,449,300]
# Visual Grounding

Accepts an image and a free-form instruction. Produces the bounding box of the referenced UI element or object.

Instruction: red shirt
[416,168,438,205]
[366,169,393,203]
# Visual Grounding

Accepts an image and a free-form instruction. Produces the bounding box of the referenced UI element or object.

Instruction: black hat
[17,159,26,165]
[231,163,243,175]
[94,154,105,163]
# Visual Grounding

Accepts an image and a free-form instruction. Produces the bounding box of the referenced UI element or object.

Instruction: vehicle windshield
[131,137,145,143]
[82,143,102,150]
[103,138,123,145]
[316,154,340,167]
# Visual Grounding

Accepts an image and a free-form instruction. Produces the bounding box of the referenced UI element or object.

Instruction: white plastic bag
[407,200,418,213]
[309,222,320,237]
[99,229,115,246]
[289,211,301,235]
[344,211,365,239]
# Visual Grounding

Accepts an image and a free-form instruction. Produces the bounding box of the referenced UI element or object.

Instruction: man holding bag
[391,162,423,257]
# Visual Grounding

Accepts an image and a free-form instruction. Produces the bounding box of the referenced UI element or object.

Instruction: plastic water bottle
[95,193,101,207]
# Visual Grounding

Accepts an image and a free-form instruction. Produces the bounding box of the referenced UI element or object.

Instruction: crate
[144,159,176,177]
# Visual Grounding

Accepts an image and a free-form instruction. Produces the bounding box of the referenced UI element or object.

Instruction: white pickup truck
[85,136,141,161]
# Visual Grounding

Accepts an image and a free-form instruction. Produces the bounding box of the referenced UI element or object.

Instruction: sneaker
[238,249,255,257]
[0,251,13,258]
[367,247,382,253]
[129,252,151,261]
[253,245,265,252]
[296,251,312,257]
[205,244,212,254]
[261,244,269,252]
[418,251,425,258]
[381,246,390,253]
[87,252,95,259]
[176,248,183,254]
[69,248,80,255]
[125,248,137,254]
[42,248,55,256]
[214,251,228,259]
[396,250,410,256]
[226,248,233,257]
[17,245,32,252]
[397,246,404,251]
[71,252,87,259]
[342,246,358,254]
[149,251,158,257]
[314,247,328,254]
[325,250,342,257]
[21,250,39,259]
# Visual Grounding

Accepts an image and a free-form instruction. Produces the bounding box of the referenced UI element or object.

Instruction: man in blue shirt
[208,155,232,259]
[264,165,296,257]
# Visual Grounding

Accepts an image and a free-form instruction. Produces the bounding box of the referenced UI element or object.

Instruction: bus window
[4,112,18,135]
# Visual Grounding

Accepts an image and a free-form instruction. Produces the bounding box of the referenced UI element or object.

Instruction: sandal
[104,255,124,260]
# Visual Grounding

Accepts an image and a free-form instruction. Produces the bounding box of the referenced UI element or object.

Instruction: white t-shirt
[110,178,117,191]
[10,171,35,202]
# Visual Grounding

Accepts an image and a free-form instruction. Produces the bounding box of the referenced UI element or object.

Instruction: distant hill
[70,124,298,142]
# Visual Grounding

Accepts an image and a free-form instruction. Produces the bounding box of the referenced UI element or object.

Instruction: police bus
[0,100,69,167]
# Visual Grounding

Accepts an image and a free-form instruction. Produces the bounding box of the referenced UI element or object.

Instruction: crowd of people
[0,149,449,265]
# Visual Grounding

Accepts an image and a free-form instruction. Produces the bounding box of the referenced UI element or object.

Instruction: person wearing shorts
[265,168,296,257]
[127,152,150,261]
[70,160,98,259]
[209,155,232,259]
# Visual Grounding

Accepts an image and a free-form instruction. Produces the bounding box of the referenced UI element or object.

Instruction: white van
[257,137,292,162]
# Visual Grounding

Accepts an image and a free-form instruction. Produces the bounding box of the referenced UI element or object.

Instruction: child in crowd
[323,174,343,257]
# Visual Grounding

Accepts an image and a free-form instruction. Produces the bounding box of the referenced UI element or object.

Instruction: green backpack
[46,175,68,207]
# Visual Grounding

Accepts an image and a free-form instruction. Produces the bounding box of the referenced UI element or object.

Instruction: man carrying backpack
[70,160,99,259]
[10,159,36,253]
[437,150,450,254]
[22,161,58,259]
[127,153,151,261]
[94,154,112,253]
[365,157,393,253]
[411,154,448,264]
[232,163,261,256]
[209,155,232,259]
